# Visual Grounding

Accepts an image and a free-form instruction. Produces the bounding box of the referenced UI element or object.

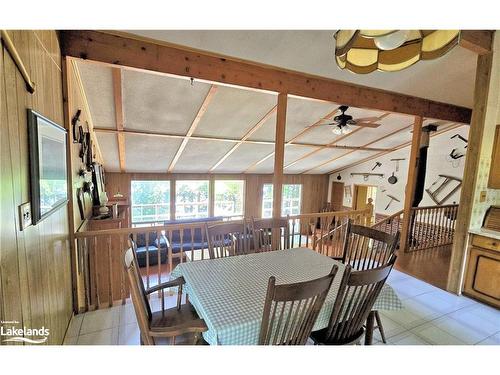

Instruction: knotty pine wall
[105,173,330,220]
[0,30,72,345]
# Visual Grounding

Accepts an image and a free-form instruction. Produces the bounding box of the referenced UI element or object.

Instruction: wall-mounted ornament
[350,172,384,181]
[71,109,82,143]
[371,162,382,170]
[390,158,405,172]
[385,194,401,210]
[77,188,85,220]
[451,134,468,147]
[336,173,342,180]
[425,174,462,205]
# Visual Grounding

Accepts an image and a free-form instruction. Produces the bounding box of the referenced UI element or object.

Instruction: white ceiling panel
[124,134,182,172]
[248,97,336,143]
[316,150,380,174]
[339,113,414,147]
[173,140,235,173]
[122,69,212,135]
[216,143,275,173]
[193,86,276,139]
[251,145,321,174]
[77,62,116,129]
[369,129,413,149]
[96,133,120,172]
[129,31,476,108]
[295,126,341,145]
[285,148,348,174]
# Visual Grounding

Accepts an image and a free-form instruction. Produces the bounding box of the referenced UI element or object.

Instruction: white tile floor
[63,269,500,345]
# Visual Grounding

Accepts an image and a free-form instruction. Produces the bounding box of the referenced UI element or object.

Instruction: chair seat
[149,303,207,335]
[310,326,365,345]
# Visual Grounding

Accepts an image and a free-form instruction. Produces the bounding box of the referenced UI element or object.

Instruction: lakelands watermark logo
[1,320,50,344]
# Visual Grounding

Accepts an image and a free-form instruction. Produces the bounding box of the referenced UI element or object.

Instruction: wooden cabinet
[463,234,500,308]
[488,124,500,188]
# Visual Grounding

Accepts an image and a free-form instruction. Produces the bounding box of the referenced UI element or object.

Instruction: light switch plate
[19,202,32,230]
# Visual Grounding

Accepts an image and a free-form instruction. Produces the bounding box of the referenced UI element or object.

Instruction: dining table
[170,247,403,345]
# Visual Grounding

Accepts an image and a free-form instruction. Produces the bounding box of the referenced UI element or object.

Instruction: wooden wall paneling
[448,53,494,293]
[0,30,72,345]
[1,39,24,345]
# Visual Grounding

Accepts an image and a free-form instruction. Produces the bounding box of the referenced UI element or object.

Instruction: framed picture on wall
[27,109,68,224]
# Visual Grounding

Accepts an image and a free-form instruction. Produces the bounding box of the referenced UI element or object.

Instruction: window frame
[174,179,210,220]
[213,179,246,218]
[130,180,171,224]
[261,183,303,218]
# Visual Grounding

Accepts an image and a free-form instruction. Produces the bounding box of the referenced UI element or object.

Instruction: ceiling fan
[318,105,382,135]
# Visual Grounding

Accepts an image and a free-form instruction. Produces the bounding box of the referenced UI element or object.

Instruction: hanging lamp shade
[334,30,460,74]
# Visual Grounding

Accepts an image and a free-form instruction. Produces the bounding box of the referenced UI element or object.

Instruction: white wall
[328,125,470,215]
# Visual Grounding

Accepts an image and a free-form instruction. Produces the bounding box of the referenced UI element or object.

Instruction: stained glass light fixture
[334,30,460,73]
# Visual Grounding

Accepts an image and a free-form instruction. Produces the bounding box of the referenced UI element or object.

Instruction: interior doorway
[353,184,377,210]
[330,181,344,211]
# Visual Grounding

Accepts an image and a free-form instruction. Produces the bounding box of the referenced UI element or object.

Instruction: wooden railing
[407,204,458,251]
[288,207,373,258]
[73,207,373,312]
[371,204,459,252]
[371,210,404,242]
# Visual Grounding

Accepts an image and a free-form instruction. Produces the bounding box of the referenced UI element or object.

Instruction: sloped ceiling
[127,30,477,108]
[77,48,466,175]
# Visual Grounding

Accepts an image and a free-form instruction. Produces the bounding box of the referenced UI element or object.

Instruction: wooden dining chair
[124,247,207,345]
[251,217,290,252]
[259,265,338,345]
[337,220,400,343]
[206,222,251,259]
[310,257,396,345]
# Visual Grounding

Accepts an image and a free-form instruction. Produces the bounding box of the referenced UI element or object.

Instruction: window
[214,180,245,218]
[131,180,170,224]
[261,184,302,218]
[175,180,209,219]
[262,184,274,218]
[282,184,302,216]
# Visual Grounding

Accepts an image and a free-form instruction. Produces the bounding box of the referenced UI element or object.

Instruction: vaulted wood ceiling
[76,60,464,174]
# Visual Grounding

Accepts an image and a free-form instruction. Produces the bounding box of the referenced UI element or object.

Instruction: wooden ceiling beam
[59,30,472,124]
[302,120,414,174]
[209,105,277,172]
[167,85,217,173]
[459,30,494,55]
[112,67,126,172]
[326,122,464,175]
[93,127,389,151]
[244,107,341,173]
[285,113,390,170]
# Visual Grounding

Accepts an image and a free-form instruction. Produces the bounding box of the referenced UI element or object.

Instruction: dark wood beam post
[400,116,423,252]
[447,53,494,293]
[272,93,288,220]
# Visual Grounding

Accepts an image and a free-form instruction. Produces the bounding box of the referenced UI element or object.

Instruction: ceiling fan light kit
[334,30,460,74]
[320,105,381,134]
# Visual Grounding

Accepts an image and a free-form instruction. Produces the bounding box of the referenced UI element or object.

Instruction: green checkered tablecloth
[170,247,402,345]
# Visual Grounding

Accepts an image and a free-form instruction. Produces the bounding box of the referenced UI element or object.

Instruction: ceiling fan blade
[354,122,382,128]
[355,116,380,123]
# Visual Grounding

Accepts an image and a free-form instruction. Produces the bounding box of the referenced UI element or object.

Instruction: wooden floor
[394,245,452,290]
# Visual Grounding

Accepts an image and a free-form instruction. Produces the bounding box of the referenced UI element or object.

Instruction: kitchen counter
[469,227,500,241]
